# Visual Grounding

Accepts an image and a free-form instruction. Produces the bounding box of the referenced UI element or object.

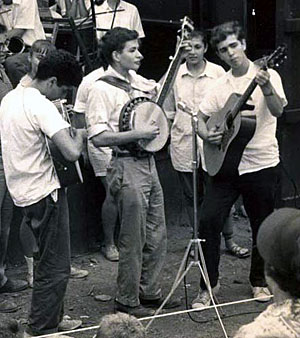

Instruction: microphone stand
[146,102,228,338]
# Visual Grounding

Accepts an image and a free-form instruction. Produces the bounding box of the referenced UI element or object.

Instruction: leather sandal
[227,243,250,258]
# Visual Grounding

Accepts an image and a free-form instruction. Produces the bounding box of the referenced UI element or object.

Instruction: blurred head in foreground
[257,207,300,298]
[95,313,146,338]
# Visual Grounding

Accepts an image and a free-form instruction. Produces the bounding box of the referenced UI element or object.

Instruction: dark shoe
[140,297,181,309]
[0,299,18,313]
[115,301,155,317]
[0,279,28,294]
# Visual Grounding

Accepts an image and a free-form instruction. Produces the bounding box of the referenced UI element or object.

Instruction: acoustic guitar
[204,45,287,177]
[118,16,194,156]
[46,99,84,187]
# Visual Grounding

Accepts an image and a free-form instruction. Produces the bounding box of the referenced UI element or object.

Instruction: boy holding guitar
[0,49,86,337]
[193,21,287,309]
[165,29,249,259]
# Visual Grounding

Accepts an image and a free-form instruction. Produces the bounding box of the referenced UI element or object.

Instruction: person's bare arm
[51,127,86,161]
[256,69,284,118]
[92,125,159,148]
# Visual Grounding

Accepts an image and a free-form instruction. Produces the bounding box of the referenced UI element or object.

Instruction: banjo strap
[98,75,152,96]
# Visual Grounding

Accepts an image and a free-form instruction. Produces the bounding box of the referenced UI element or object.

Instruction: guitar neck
[155,48,184,107]
[231,78,257,120]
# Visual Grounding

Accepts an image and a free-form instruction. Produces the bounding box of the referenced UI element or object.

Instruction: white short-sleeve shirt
[0,86,69,207]
[91,0,144,40]
[167,61,225,172]
[0,0,46,46]
[73,67,106,113]
[199,61,288,175]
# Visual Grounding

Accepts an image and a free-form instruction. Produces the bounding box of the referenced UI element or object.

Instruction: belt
[112,151,153,159]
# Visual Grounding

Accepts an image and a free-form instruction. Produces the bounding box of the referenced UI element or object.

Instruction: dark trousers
[22,189,71,336]
[177,168,205,227]
[199,166,279,289]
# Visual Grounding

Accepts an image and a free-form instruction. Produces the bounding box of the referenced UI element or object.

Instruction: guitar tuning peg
[169,56,174,61]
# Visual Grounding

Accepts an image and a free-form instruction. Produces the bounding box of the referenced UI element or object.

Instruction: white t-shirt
[0,86,69,207]
[199,61,288,175]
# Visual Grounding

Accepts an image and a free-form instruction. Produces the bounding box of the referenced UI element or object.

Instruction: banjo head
[119,98,169,153]
[134,101,169,152]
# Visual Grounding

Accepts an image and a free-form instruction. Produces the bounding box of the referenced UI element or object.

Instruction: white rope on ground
[32,294,273,338]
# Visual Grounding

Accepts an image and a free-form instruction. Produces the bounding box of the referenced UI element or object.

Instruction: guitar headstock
[178,16,194,43]
[256,45,287,70]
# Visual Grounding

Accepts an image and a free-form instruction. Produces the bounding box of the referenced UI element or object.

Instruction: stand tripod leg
[145,260,195,330]
[195,240,228,338]
[173,240,193,285]
[145,239,228,338]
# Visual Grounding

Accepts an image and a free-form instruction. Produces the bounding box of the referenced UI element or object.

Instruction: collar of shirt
[101,0,125,11]
[105,65,158,94]
[226,60,257,84]
[179,59,221,80]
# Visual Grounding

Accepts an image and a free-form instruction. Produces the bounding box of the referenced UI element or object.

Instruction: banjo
[118,16,194,156]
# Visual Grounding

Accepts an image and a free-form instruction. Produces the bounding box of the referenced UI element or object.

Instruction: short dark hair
[30,39,56,57]
[100,27,139,65]
[35,49,83,87]
[189,29,207,47]
[210,21,245,51]
[96,313,146,338]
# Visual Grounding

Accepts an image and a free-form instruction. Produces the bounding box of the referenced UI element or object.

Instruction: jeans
[23,189,71,336]
[199,165,279,289]
[108,156,167,307]
[0,158,14,288]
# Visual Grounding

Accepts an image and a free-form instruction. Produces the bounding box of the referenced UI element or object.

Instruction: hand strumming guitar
[205,127,224,145]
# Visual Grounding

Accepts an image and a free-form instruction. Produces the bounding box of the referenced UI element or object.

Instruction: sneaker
[115,301,155,317]
[192,283,220,310]
[0,278,28,294]
[140,296,181,309]
[101,245,119,262]
[0,299,18,313]
[70,266,89,279]
[58,318,82,331]
[252,286,272,302]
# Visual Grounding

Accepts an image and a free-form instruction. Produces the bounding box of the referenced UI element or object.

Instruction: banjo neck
[155,16,194,108]
[155,47,185,107]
